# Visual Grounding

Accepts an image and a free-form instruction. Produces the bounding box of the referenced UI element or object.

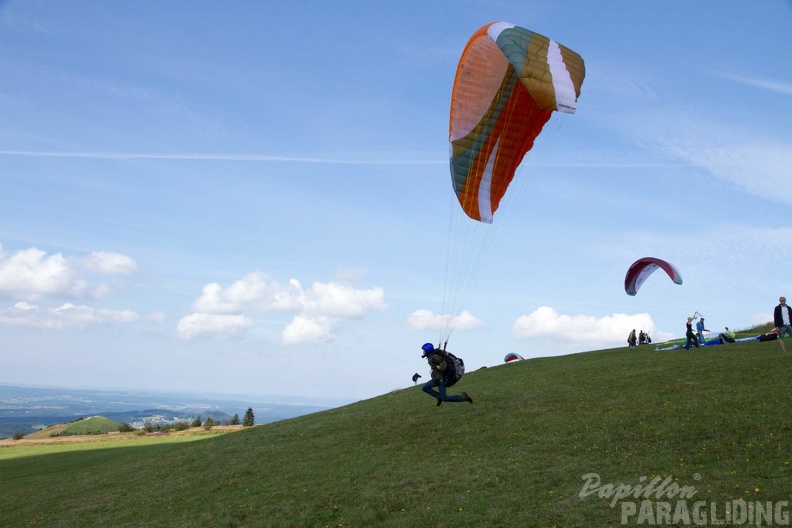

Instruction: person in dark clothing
[420,343,473,406]
[773,296,792,353]
[684,316,700,350]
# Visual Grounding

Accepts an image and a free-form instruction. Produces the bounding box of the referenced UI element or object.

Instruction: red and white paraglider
[624,257,683,296]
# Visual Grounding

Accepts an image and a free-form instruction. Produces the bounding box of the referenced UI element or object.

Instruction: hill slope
[1,339,790,527]
[24,416,123,439]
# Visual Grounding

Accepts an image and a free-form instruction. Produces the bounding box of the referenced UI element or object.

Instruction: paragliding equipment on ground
[624,257,683,296]
[439,21,586,344]
[504,352,525,362]
[719,327,735,344]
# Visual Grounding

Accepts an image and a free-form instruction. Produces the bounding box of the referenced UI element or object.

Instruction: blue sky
[1,1,790,401]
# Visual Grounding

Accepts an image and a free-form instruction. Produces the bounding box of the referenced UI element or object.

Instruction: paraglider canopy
[449,21,585,224]
[504,352,524,362]
[624,257,683,296]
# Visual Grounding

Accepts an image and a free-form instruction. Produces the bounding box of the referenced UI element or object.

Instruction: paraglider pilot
[684,317,700,350]
[774,296,792,353]
[420,343,472,407]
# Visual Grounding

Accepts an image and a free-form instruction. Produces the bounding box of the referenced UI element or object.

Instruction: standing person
[684,317,700,349]
[773,296,792,353]
[420,343,473,406]
[627,329,637,351]
[696,317,706,345]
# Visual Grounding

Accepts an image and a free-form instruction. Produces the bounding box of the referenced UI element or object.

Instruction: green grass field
[1,337,790,527]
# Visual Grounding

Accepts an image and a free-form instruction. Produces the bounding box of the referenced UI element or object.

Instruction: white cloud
[512,306,660,349]
[193,273,385,317]
[79,251,138,275]
[717,72,792,97]
[0,150,447,165]
[0,244,157,330]
[282,315,334,345]
[0,302,147,330]
[149,312,166,322]
[611,106,792,205]
[303,281,386,317]
[0,246,86,301]
[0,245,140,301]
[176,313,253,339]
[407,309,483,331]
[654,142,792,202]
[185,273,387,344]
[193,273,304,313]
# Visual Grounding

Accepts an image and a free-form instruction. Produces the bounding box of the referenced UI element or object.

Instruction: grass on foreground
[1,338,790,527]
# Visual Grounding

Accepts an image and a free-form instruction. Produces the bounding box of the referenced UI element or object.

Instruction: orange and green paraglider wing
[449,22,585,223]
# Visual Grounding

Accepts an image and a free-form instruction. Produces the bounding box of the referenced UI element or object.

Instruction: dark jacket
[426,350,448,381]
[774,304,792,327]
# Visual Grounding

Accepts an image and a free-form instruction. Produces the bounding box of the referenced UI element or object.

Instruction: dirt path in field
[0,425,247,448]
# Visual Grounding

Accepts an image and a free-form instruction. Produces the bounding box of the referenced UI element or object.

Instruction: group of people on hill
[623,296,792,353]
[680,296,792,351]
[627,329,651,350]
[415,297,792,408]
[684,316,701,349]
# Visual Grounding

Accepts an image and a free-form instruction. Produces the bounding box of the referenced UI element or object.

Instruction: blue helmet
[421,342,435,357]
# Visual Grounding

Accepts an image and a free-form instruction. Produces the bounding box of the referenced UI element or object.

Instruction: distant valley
[0,384,350,439]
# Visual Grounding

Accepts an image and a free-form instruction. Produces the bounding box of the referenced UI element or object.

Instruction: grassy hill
[1,337,790,527]
[23,415,123,439]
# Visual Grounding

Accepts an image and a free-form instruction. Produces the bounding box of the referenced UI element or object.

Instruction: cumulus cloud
[176,313,253,339]
[0,244,139,301]
[512,306,660,349]
[0,245,85,301]
[0,244,156,331]
[407,309,483,331]
[79,251,138,275]
[193,273,304,313]
[302,281,386,318]
[180,272,387,343]
[0,302,149,330]
[282,315,335,345]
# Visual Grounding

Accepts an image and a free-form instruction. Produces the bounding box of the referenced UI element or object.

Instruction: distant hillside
[1,336,790,526]
[0,383,336,439]
[24,416,122,439]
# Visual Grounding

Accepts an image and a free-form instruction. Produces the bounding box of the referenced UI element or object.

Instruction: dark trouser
[422,379,465,402]
[684,332,699,349]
